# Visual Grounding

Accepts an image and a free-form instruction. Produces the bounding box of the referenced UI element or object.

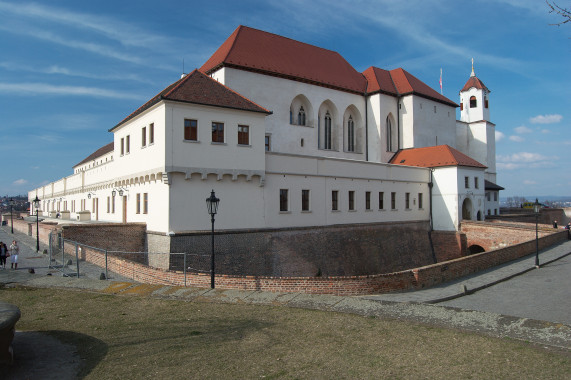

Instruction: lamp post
[9,198,14,234]
[533,198,540,268]
[206,190,220,289]
[33,195,41,253]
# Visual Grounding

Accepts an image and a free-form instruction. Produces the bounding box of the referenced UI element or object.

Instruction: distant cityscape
[0,195,29,213]
[500,196,571,208]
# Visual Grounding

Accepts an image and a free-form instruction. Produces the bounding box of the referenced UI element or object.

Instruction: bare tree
[547,1,571,26]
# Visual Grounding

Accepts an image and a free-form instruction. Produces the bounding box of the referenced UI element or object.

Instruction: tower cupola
[459,59,490,123]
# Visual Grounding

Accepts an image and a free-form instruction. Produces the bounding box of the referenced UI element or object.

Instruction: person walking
[0,241,7,269]
[9,240,19,270]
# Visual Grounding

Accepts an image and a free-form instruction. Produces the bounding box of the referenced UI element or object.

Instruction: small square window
[184,119,198,141]
[332,190,338,211]
[212,122,224,143]
[265,135,271,151]
[279,189,288,212]
[238,125,249,145]
[348,191,355,211]
[302,189,310,211]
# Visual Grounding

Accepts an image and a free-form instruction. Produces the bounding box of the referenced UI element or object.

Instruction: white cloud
[529,114,563,124]
[495,131,505,142]
[541,129,550,134]
[509,135,524,142]
[0,82,145,100]
[13,179,27,185]
[523,180,537,185]
[514,126,532,134]
[496,151,558,170]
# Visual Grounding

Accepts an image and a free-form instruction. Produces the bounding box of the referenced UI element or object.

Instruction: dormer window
[469,96,477,108]
[298,106,306,126]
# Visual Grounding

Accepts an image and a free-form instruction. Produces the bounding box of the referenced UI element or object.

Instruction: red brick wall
[73,229,568,296]
[431,231,467,261]
[61,224,146,252]
[10,218,58,249]
[461,221,551,251]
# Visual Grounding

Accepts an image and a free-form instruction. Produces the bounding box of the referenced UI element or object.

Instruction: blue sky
[0,0,569,198]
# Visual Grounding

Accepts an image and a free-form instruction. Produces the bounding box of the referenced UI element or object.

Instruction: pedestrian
[553,220,558,229]
[10,240,19,270]
[0,241,7,269]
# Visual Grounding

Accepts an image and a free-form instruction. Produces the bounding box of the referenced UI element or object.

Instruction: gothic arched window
[386,116,392,152]
[347,115,355,152]
[298,106,306,126]
[324,111,332,150]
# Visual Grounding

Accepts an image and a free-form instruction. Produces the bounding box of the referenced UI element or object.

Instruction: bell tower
[459,59,490,123]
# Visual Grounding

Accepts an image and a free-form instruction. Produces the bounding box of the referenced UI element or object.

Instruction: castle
[29,26,502,260]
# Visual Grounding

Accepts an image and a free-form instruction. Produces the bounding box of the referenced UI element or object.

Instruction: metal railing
[48,231,211,286]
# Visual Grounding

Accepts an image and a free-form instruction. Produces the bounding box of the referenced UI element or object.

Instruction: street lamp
[9,198,14,234]
[533,198,541,268]
[33,195,41,252]
[206,190,220,289]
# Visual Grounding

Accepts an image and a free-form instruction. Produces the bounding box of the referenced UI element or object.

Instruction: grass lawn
[1,286,570,379]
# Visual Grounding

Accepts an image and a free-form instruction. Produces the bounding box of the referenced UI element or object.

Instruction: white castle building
[29,26,502,249]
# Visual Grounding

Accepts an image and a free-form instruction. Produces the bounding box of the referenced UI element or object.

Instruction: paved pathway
[441,253,571,325]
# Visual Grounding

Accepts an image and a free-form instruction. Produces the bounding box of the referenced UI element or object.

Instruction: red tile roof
[110,69,271,131]
[364,66,458,107]
[389,145,486,169]
[461,76,489,92]
[200,25,368,94]
[74,142,114,168]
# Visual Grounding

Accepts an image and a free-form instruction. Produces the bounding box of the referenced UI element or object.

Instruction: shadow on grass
[4,330,107,380]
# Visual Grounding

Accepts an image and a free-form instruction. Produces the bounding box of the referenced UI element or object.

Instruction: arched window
[347,115,354,152]
[298,106,306,126]
[324,111,332,150]
[386,117,392,151]
[469,96,477,108]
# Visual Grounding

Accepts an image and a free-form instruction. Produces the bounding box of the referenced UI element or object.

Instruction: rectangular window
[302,190,310,211]
[348,191,355,211]
[378,192,384,210]
[405,192,410,209]
[365,191,371,210]
[265,135,271,151]
[465,176,469,188]
[142,127,147,147]
[212,122,224,143]
[184,119,198,141]
[460,102,464,111]
[494,192,498,202]
[238,125,249,145]
[121,138,125,155]
[126,135,130,154]
[474,177,479,189]
[486,192,490,201]
[391,192,396,210]
[143,193,148,214]
[332,190,338,211]
[418,193,423,209]
[149,123,154,144]
[279,189,288,212]
[136,193,141,214]
[107,196,110,213]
